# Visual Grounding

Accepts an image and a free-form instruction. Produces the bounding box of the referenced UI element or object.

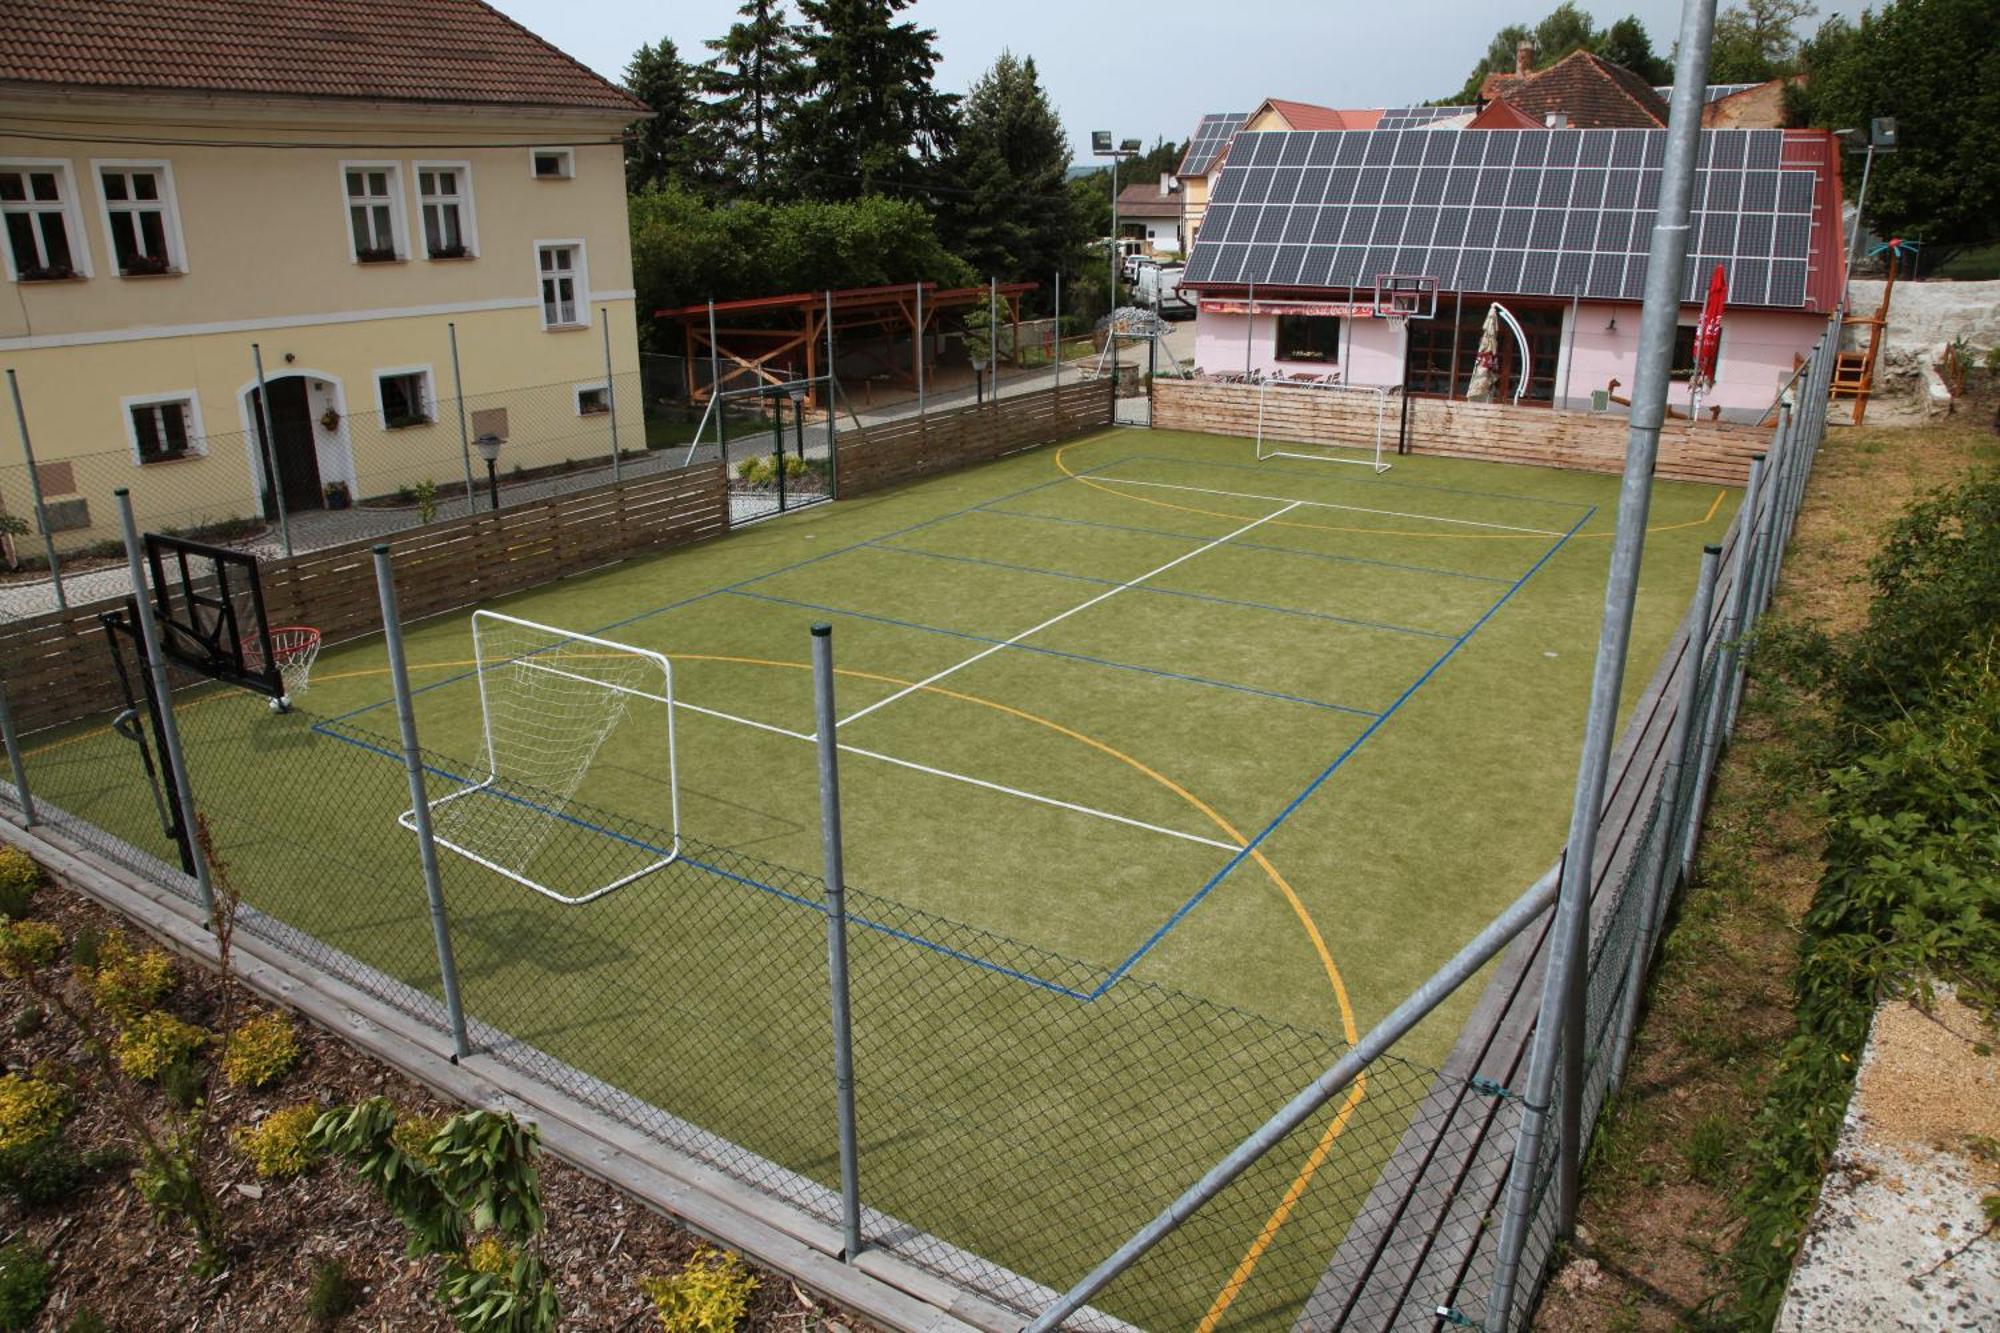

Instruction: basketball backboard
[143,533,283,698]
[1374,274,1441,321]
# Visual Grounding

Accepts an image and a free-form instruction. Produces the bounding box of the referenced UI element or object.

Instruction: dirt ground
[1,876,869,1333]
[1530,412,1999,1332]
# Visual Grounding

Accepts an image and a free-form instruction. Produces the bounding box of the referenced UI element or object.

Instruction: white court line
[502,656,1237,850]
[835,500,1308,730]
[1089,475,1565,536]
[674,698,1238,852]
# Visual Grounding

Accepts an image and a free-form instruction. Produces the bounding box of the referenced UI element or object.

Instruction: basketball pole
[600,309,622,485]
[114,489,214,917]
[372,545,471,1061]
[249,344,293,558]
[447,323,477,508]
[810,624,865,1262]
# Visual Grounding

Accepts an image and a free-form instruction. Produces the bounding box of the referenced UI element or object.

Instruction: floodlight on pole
[1093,131,1143,305]
[1840,117,1898,269]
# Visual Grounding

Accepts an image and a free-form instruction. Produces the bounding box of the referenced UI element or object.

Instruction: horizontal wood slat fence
[1154,379,1773,485]
[838,381,1114,497]
[1,463,728,734]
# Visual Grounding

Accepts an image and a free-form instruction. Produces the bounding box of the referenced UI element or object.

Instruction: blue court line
[1083,501,1598,998]
[970,505,1517,586]
[862,539,1457,640]
[1118,453,1599,511]
[319,457,1144,729]
[311,722,1099,1001]
[723,587,1382,718]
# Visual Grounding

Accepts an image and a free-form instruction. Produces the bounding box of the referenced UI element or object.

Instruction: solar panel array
[1375,106,1475,131]
[1182,127,1819,308]
[1653,81,1766,104]
[1177,113,1249,176]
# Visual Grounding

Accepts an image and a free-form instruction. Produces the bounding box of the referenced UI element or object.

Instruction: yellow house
[0,0,649,549]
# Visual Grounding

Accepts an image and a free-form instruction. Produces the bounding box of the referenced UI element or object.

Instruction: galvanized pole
[1489,2,1718,1323]
[1052,272,1063,394]
[1027,862,1565,1333]
[1847,142,1874,267]
[0,681,36,825]
[825,290,838,497]
[1608,543,1720,1087]
[5,370,66,610]
[372,546,471,1060]
[1244,280,1256,379]
[1755,406,1795,617]
[810,624,864,1261]
[447,323,477,510]
[1683,450,1764,882]
[115,489,213,915]
[250,344,293,557]
[914,282,926,420]
[989,276,999,401]
[600,309,622,484]
[1724,453,1770,734]
[706,298,722,404]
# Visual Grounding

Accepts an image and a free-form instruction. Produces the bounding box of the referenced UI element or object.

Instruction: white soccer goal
[1254,378,1394,473]
[400,611,681,905]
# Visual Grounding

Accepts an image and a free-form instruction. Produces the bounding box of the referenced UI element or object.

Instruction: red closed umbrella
[1691,263,1727,409]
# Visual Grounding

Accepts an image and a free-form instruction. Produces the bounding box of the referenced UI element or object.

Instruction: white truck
[1134,261,1194,319]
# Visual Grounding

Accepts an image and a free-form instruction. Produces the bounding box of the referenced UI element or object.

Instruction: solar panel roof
[1177,113,1249,176]
[1375,106,1475,131]
[1651,82,1766,103]
[1182,127,1818,308]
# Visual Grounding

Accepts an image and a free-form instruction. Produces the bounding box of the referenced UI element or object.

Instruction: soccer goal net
[400,611,681,905]
[1254,379,1394,473]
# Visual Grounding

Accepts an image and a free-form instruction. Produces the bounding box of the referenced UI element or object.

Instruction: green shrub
[67,925,101,972]
[221,1011,302,1089]
[81,931,176,1020]
[160,1054,207,1112]
[113,1011,209,1082]
[306,1257,362,1324]
[0,1244,49,1331]
[0,848,39,919]
[11,1006,43,1038]
[640,1248,759,1332]
[0,920,61,977]
[234,1103,324,1179]
[64,1311,108,1333]
[0,1075,69,1152]
[0,1137,86,1207]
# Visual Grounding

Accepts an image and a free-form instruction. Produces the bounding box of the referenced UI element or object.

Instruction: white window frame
[121,390,207,466]
[529,147,575,180]
[573,381,611,416]
[90,158,187,276]
[374,363,436,428]
[413,160,478,260]
[0,158,93,281]
[534,240,589,330]
[338,160,408,263]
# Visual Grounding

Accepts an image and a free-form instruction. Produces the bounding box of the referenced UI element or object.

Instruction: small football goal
[401,611,681,905]
[1254,379,1394,473]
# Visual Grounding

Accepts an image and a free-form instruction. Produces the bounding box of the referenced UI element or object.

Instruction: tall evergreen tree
[701,0,805,199]
[623,38,709,193]
[789,0,960,201]
[940,53,1081,282]
[1598,16,1673,85]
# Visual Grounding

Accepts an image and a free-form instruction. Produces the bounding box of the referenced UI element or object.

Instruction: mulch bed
[2,878,869,1332]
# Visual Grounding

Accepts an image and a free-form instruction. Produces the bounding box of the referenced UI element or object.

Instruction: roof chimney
[1516,40,1535,76]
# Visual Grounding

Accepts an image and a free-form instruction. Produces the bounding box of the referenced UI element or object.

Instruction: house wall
[1193,299,1827,422]
[0,96,640,539]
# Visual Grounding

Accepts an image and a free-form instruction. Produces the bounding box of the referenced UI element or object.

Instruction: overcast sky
[490,1,1871,162]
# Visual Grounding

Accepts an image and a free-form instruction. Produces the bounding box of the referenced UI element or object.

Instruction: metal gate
[693,378,838,526]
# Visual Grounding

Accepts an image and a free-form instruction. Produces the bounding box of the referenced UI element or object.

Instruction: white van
[1135,262,1194,318]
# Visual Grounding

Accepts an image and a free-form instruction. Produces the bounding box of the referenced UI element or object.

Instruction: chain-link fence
[0,313,1839,1330]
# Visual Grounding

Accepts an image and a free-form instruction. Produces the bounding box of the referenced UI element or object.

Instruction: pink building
[1182,125,1845,423]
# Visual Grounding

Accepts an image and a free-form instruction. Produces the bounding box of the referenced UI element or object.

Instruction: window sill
[384,420,435,431]
[426,253,476,262]
[13,273,86,285]
[137,451,206,467]
[577,408,611,418]
[353,255,407,267]
[117,268,184,280]
[542,322,588,333]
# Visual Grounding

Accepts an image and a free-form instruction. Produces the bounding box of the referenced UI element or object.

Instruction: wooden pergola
[656,281,1037,406]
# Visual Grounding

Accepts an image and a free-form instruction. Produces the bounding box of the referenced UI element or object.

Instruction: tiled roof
[1259,99,1382,131]
[1116,183,1179,217]
[1486,50,1670,129]
[0,0,646,114]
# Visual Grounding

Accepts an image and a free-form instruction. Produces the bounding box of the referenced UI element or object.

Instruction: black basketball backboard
[143,533,283,698]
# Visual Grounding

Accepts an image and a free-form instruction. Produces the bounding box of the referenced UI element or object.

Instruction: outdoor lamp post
[1837,117,1898,267]
[474,432,502,511]
[1092,131,1143,306]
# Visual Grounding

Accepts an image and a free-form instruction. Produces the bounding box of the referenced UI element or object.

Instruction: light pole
[474,432,502,511]
[1839,117,1898,268]
[1091,131,1142,307]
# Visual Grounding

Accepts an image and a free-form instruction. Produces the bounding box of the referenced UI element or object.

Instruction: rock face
[1774,987,2000,1333]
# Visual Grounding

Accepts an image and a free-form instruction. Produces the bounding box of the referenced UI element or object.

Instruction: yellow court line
[1056,440,1729,542]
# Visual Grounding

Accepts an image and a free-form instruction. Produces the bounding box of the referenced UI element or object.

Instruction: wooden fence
[838,381,1115,498]
[1153,379,1773,486]
[1,462,727,733]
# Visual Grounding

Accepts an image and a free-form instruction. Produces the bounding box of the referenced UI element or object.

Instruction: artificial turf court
[19,427,1734,1326]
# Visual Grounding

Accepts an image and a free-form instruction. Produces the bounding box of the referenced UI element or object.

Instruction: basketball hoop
[244,626,322,710]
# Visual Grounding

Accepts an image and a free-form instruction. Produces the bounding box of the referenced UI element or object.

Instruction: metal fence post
[1755,405,1794,617]
[915,281,926,420]
[0,681,36,825]
[772,393,786,514]
[810,624,864,1261]
[372,545,471,1060]
[706,297,722,404]
[1489,2,1717,1323]
[447,322,477,507]
[989,276,999,399]
[1724,453,1769,734]
[250,344,294,558]
[1609,543,1720,1086]
[5,370,65,610]
[600,309,622,484]
[115,489,214,916]
[825,289,838,497]
[1682,452,1765,880]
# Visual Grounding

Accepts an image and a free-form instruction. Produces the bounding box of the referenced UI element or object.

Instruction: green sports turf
[19,427,1734,1326]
